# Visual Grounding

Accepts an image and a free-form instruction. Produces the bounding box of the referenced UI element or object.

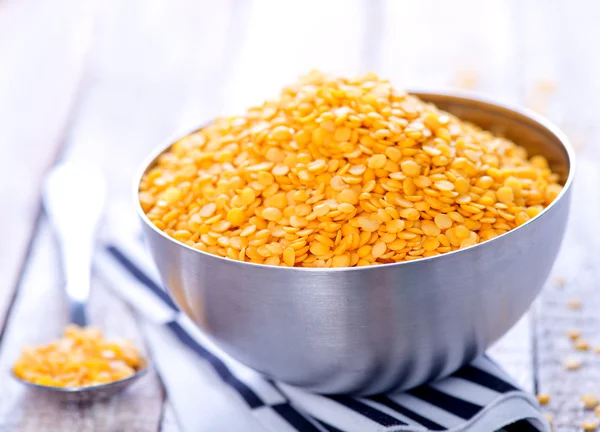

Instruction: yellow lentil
[575,339,590,351]
[496,186,514,204]
[140,71,563,267]
[583,394,600,409]
[421,220,441,237]
[582,419,599,431]
[371,242,387,258]
[263,207,283,221]
[565,357,581,370]
[554,277,566,288]
[368,154,387,169]
[434,214,453,230]
[227,208,245,226]
[568,298,582,310]
[568,328,582,340]
[400,160,420,177]
[536,393,550,405]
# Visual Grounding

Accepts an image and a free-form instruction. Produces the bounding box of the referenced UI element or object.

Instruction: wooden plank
[379,0,533,391]
[159,403,182,432]
[0,0,95,337]
[532,160,600,431]
[51,1,238,430]
[0,225,164,432]
[516,2,600,430]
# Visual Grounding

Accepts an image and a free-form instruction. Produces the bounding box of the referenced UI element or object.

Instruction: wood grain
[531,159,600,432]
[0,0,96,339]
[516,2,600,430]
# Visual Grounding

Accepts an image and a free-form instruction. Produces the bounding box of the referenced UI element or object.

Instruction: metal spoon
[13,161,147,401]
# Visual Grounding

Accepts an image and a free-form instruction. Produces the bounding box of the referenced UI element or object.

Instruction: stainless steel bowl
[135,92,574,395]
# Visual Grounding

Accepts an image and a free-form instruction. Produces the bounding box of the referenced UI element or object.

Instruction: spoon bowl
[12,365,148,402]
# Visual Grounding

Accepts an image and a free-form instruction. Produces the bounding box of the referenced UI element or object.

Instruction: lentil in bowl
[138,71,563,268]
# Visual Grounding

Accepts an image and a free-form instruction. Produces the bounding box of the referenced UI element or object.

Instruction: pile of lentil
[13,325,144,388]
[139,71,563,268]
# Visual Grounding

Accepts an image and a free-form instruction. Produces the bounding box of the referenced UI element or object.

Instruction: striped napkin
[95,217,549,432]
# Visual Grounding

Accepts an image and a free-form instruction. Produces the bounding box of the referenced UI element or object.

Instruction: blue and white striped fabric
[95,229,549,432]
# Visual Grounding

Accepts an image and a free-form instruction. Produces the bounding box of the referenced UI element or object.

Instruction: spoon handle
[43,161,106,326]
[60,229,95,327]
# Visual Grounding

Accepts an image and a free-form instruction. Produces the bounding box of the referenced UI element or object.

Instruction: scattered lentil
[565,357,581,370]
[582,419,599,431]
[455,69,479,90]
[568,298,582,310]
[567,328,582,340]
[139,71,564,267]
[537,393,551,405]
[554,277,566,288]
[583,393,600,409]
[575,339,590,351]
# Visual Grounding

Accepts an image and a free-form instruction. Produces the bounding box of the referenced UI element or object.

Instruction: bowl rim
[133,89,575,273]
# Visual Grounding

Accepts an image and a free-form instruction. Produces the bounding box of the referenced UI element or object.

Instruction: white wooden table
[1,1,598,430]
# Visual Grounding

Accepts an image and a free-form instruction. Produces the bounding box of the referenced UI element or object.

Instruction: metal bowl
[135,91,574,395]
